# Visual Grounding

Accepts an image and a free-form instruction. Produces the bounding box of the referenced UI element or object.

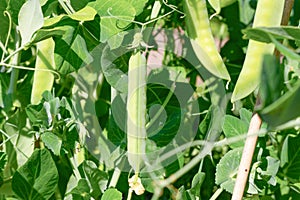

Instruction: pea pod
[31,38,56,104]
[127,51,147,175]
[183,0,231,81]
[231,0,285,102]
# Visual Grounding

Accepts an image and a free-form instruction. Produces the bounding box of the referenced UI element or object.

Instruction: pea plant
[0,0,300,199]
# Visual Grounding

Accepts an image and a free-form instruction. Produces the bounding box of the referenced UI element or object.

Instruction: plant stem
[210,188,224,200]
[231,113,262,200]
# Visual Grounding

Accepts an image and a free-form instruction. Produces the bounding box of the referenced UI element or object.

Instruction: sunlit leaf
[18,0,44,46]
[12,149,59,200]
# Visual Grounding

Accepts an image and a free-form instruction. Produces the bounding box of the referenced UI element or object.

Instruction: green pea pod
[31,38,56,104]
[183,0,231,81]
[127,51,147,174]
[231,0,285,103]
[208,0,237,14]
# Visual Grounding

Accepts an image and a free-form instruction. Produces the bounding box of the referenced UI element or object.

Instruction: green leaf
[12,149,59,200]
[101,46,129,93]
[101,188,122,200]
[69,6,97,21]
[270,36,300,62]
[41,132,62,156]
[54,26,93,75]
[215,147,243,193]
[88,0,136,43]
[186,172,206,198]
[239,108,252,124]
[30,27,67,45]
[70,179,91,200]
[258,80,300,127]
[256,55,282,110]
[281,134,300,181]
[25,104,50,127]
[127,0,148,16]
[222,115,248,148]
[18,0,44,47]
[243,26,300,43]
[70,0,90,11]
[82,160,108,198]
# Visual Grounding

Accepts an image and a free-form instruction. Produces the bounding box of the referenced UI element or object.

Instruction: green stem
[58,0,73,15]
[209,188,223,200]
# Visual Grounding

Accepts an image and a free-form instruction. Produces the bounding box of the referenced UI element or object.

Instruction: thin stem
[58,0,73,15]
[210,188,224,200]
[2,46,24,64]
[0,62,60,80]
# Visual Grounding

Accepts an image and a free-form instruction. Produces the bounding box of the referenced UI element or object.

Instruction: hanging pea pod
[208,0,237,14]
[127,51,147,177]
[231,0,285,102]
[31,38,56,104]
[183,0,231,81]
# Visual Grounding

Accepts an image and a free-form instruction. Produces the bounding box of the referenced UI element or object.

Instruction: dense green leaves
[0,0,300,199]
[12,149,59,200]
[281,134,300,181]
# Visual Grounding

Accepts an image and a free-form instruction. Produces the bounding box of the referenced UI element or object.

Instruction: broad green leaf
[12,149,59,200]
[239,108,252,124]
[82,160,108,197]
[41,132,62,156]
[70,179,91,200]
[89,0,136,43]
[127,0,148,16]
[69,6,97,21]
[101,188,122,200]
[215,147,243,193]
[54,26,93,75]
[222,115,248,148]
[243,26,300,43]
[280,134,300,181]
[256,55,282,111]
[258,80,300,127]
[30,27,67,44]
[18,0,44,47]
